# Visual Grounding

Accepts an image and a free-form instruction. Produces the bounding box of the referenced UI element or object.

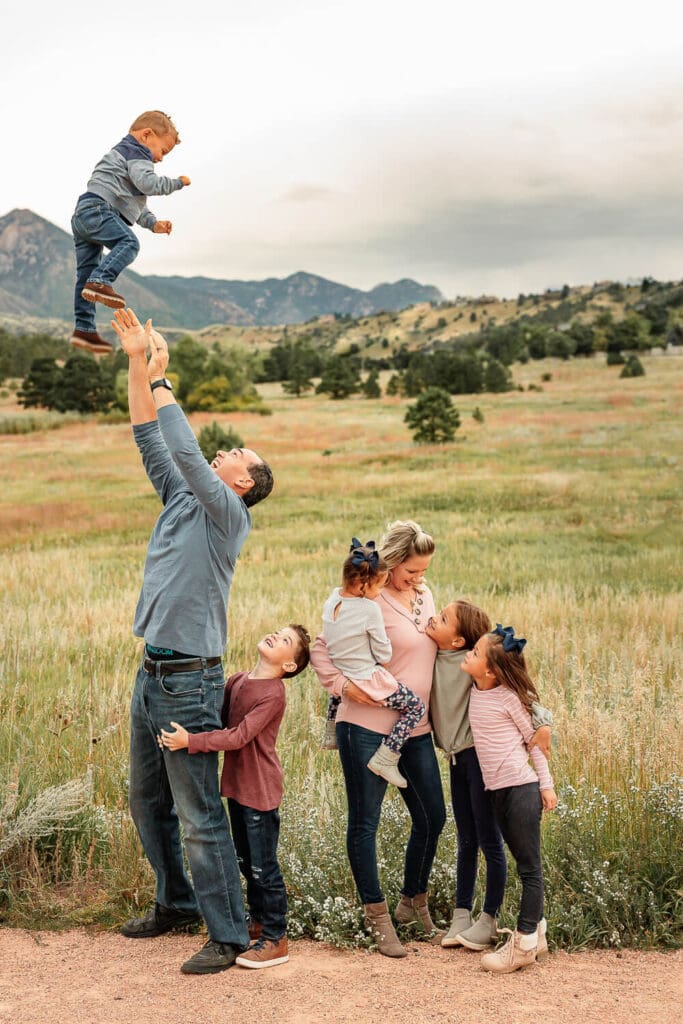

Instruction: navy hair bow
[349,537,379,569]
[493,623,527,654]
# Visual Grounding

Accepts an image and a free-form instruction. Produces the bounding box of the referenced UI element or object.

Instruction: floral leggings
[327,682,425,754]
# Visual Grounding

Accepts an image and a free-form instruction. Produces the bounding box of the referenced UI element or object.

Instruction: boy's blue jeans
[71,195,140,330]
[128,659,249,949]
[449,745,507,917]
[336,723,446,904]
[228,800,287,941]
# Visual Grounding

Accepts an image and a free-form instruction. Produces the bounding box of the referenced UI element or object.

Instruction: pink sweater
[311,586,437,736]
[468,684,554,792]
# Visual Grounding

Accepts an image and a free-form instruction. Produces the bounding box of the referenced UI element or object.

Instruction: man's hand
[153,221,173,235]
[111,308,150,357]
[147,324,170,380]
[160,722,190,751]
[179,176,191,186]
[528,724,552,760]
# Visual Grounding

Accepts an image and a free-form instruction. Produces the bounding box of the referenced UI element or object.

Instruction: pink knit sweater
[468,683,554,792]
[311,586,437,737]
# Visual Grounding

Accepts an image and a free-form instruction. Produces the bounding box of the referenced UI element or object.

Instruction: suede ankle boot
[367,743,407,788]
[457,911,498,951]
[363,900,407,958]
[394,893,444,942]
[441,907,473,948]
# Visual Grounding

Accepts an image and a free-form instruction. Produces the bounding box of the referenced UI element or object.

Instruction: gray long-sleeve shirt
[430,648,553,761]
[321,588,392,680]
[132,405,251,656]
[84,134,184,229]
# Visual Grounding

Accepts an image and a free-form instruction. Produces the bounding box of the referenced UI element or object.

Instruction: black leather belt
[143,657,221,675]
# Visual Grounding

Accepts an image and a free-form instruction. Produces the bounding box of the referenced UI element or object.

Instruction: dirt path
[0,929,679,1024]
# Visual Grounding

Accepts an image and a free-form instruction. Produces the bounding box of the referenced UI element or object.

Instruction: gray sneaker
[181,939,239,974]
[441,907,473,947]
[457,911,498,950]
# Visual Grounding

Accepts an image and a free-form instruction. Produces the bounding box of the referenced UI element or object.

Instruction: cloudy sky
[3,0,682,298]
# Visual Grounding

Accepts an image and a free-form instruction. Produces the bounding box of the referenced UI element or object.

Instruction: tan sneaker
[481,928,537,973]
[81,281,126,308]
[236,937,289,969]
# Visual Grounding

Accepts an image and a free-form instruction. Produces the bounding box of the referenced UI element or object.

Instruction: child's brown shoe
[81,281,126,308]
[70,329,114,355]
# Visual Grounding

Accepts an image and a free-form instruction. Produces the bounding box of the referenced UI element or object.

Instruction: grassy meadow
[0,353,681,947]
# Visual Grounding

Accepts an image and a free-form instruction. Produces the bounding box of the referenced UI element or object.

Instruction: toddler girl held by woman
[322,538,425,789]
[463,625,558,973]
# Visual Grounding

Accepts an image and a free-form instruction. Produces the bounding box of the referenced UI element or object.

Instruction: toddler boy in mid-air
[70,110,190,354]
[161,624,311,970]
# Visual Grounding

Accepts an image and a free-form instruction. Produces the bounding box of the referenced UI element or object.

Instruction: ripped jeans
[227,799,287,940]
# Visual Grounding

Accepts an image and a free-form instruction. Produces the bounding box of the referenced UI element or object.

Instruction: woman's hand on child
[153,221,173,235]
[160,722,190,751]
[541,788,558,811]
[344,681,384,707]
[528,725,552,759]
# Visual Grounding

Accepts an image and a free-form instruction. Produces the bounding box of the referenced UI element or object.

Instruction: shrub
[405,387,461,444]
[196,421,244,462]
[620,355,646,378]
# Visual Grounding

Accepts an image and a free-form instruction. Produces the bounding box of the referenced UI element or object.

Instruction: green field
[0,354,681,947]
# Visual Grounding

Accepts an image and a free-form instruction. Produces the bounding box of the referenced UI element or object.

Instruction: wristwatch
[150,378,173,392]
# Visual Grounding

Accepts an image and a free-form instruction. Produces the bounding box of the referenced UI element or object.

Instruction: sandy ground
[0,929,680,1024]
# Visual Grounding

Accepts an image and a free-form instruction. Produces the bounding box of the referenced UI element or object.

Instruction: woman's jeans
[71,195,140,330]
[228,800,287,941]
[128,659,249,949]
[490,782,544,933]
[336,723,446,904]
[450,746,507,916]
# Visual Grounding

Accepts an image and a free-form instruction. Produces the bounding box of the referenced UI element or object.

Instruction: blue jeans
[228,800,287,941]
[71,196,140,330]
[450,746,507,916]
[128,658,249,948]
[336,723,446,904]
[490,782,544,934]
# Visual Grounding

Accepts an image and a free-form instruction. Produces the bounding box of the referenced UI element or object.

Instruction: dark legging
[336,722,446,904]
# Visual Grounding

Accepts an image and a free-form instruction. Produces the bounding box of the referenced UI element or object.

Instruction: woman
[310,520,446,958]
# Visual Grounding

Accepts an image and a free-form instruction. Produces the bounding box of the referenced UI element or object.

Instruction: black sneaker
[120,903,202,938]
[181,939,240,974]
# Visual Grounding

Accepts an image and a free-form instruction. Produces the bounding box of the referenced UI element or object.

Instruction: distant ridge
[0,208,442,329]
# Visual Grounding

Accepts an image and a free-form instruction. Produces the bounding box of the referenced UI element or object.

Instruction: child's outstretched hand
[153,221,173,235]
[160,722,190,751]
[541,788,558,812]
[179,176,191,186]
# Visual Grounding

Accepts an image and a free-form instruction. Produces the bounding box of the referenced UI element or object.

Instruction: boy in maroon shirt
[160,623,310,969]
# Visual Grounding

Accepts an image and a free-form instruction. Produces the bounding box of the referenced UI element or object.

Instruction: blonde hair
[129,110,180,144]
[379,519,435,570]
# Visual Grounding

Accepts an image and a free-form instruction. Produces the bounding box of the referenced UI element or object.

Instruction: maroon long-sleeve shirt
[187,671,285,811]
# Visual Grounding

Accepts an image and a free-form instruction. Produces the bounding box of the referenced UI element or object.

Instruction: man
[112,307,274,974]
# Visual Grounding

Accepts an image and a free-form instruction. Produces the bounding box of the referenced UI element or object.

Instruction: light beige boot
[363,900,407,958]
[367,743,407,788]
[321,719,338,750]
[537,916,548,959]
[394,893,445,942]
[457,911,498,951]
[481,928,537,973]
[441,907,472,948]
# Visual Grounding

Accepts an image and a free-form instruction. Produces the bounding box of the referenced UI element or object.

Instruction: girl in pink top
[463,625,558,974]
